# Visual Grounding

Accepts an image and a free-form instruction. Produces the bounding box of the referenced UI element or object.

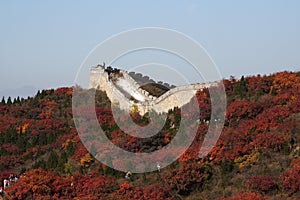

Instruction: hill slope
[0,71,299,199]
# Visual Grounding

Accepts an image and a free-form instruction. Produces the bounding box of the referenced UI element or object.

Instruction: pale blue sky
[0,1,299,98]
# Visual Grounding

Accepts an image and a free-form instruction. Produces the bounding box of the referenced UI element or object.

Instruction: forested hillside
[0,71,299,199]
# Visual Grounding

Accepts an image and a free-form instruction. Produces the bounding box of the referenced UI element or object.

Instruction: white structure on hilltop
[89,65,219,115]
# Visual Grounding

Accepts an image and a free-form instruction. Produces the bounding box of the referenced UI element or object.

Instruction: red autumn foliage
[0,171,15,183]
[118,181,133,194]
[0,155,23,169]
[0,71,299,199]
[226,100,263,126]
[111,182,173,200]
[280,163,300,194]
[246,74,273,94]
[72,142,88,162]
[53,87,73,96]
[6,168,118,199]
[5,168,57,200]
[163,162,212,194]
[219,192,266,200]
[1,144,21,154]
[248,175,277,192]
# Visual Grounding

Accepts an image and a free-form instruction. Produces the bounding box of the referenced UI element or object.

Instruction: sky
[0,1,299,98]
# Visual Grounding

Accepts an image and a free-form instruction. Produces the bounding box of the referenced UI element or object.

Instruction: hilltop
[0,71,299,199]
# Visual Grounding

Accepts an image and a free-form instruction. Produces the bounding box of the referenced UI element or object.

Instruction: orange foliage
[61,138,77,149]
[73,142,89,162]
[234,151,260,170]
[80,153,94,167]
[16,123,30,134]
[119,181,133,194]
[273,72,300,93]
[54,87,73,96]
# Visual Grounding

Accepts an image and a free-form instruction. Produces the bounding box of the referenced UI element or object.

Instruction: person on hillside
[70,176,74,188]
[3,179,9,189]
[157,163,161,172]
[9,174,14,182]
[0,186,3,196]
[125,171,132,180]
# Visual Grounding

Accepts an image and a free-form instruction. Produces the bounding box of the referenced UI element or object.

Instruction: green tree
[66,141,76,157]
[47,133,56,144]
[50,89,54,95]
[57,152,68,173]
[40,90,46,98]
[38,133,47,146]
[28,135,38,147]
[16,135,26,151]
[6,128,18,144]
[65,160,74,176]
[0,96,5,105]
[33,159,46,170]
[233,76,248,99]
[20,167,26,174]
[7,96,12,106]
[47,150,59,169]
[16,96,21,104]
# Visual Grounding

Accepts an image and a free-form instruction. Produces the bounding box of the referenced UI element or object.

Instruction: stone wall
[128,71,175,89]
[89,65,218,114]
[90,66,131,111]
